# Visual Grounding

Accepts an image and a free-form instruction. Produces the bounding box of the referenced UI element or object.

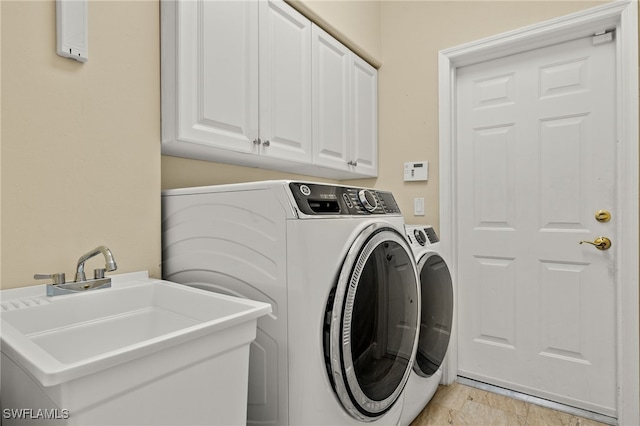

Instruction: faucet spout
[75,245,118,282]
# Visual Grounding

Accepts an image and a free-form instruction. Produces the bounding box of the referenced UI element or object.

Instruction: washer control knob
[414,229,427,246]
[358,190,378,213]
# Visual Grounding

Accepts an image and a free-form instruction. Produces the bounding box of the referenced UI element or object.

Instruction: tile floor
[410,382,610,426]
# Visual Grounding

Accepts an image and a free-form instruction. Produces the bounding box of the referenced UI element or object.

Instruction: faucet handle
[34,272,66,285]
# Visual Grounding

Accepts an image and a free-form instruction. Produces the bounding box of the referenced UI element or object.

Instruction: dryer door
[325,223,420,421]
[414,252,453,377]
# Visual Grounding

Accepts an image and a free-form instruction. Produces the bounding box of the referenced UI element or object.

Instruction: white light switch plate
[414,198,425,216]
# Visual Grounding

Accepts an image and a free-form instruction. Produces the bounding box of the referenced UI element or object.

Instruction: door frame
[438,1,639,424]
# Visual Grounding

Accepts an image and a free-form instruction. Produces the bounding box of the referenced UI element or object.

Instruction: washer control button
[300,185,311,196]
[342,193,353,208]
[414,229,427,246]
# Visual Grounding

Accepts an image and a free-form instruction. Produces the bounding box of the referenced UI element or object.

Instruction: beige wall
[1,1,161,289]
[161,156,339,188]
[287,0,382,67]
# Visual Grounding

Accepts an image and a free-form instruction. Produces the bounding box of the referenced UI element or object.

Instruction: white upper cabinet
[312,25,351,171]
[312,25,378,177]
[259,0,312,163]
[350,55,378,177]
[162,0,259,155]
[162,0,377,179]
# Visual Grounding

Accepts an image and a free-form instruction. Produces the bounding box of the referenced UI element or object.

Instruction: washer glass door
[414,252,454,377]
[325,224,420,421]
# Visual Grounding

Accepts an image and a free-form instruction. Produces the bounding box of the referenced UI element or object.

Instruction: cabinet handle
[347,161,358,167]
[253,138,262,145]
[262,140,270,147]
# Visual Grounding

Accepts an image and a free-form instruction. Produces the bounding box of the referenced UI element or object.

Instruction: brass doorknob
[579,236,612,250]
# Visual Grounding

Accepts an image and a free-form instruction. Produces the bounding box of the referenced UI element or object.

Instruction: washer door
[324,223,420,421]
[414,252,453,377]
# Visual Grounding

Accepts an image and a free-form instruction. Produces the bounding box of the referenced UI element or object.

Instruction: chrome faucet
[75,245,118,282]
[35,245,118,297]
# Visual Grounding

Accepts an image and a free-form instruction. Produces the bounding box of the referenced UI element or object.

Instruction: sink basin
[1,273,272,425]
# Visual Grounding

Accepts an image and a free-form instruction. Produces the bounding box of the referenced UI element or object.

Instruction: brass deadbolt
[595,210,611,223]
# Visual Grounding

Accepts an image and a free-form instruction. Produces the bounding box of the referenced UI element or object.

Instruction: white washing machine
[162,181,421,425]
[399,225,454,425]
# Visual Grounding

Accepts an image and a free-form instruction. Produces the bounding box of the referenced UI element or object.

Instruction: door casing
[438,1,639,424]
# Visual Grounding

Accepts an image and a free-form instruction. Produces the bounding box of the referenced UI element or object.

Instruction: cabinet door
[311,25,351,171]
[176,0,259,153]
[259,0,312,163]
[351,56,378,177]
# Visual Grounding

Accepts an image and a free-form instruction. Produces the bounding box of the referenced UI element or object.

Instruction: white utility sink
[0,272,271,425]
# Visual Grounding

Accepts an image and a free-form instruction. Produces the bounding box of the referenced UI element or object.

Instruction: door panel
[351,56,378,176]
[312,25,351,171]
[259,0,312,162]
[456,35,616,416]
[178,0,258,151]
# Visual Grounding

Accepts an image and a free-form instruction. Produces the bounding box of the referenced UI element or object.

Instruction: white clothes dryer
[162,181,421,425]
[399,225,454,425]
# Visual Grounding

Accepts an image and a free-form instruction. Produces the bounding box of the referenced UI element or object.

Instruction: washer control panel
[289,182,401,216]
[405,225,440,247]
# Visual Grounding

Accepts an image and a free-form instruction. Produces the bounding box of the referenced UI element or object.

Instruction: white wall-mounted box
[56,0,88,62]
[404,161,428,181]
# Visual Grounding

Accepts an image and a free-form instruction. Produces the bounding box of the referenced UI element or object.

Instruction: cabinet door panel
[351,56,378,176]
[259,0,312,163]
[312,25,350,171]
[179,0,258,152]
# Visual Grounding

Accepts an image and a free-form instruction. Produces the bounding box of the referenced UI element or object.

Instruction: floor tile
[459,399,526,425]
[467,387,529,417]
[412,402,459,426]
[525,404,607,426]
[410,382,611,426]
[429,382,472,411]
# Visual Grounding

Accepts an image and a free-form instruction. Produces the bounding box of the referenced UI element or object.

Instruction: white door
[351,55,378,177]
[456,35,617,417]
[312,25,351,172]
[259,0,312,163]
[177,0,259,152]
